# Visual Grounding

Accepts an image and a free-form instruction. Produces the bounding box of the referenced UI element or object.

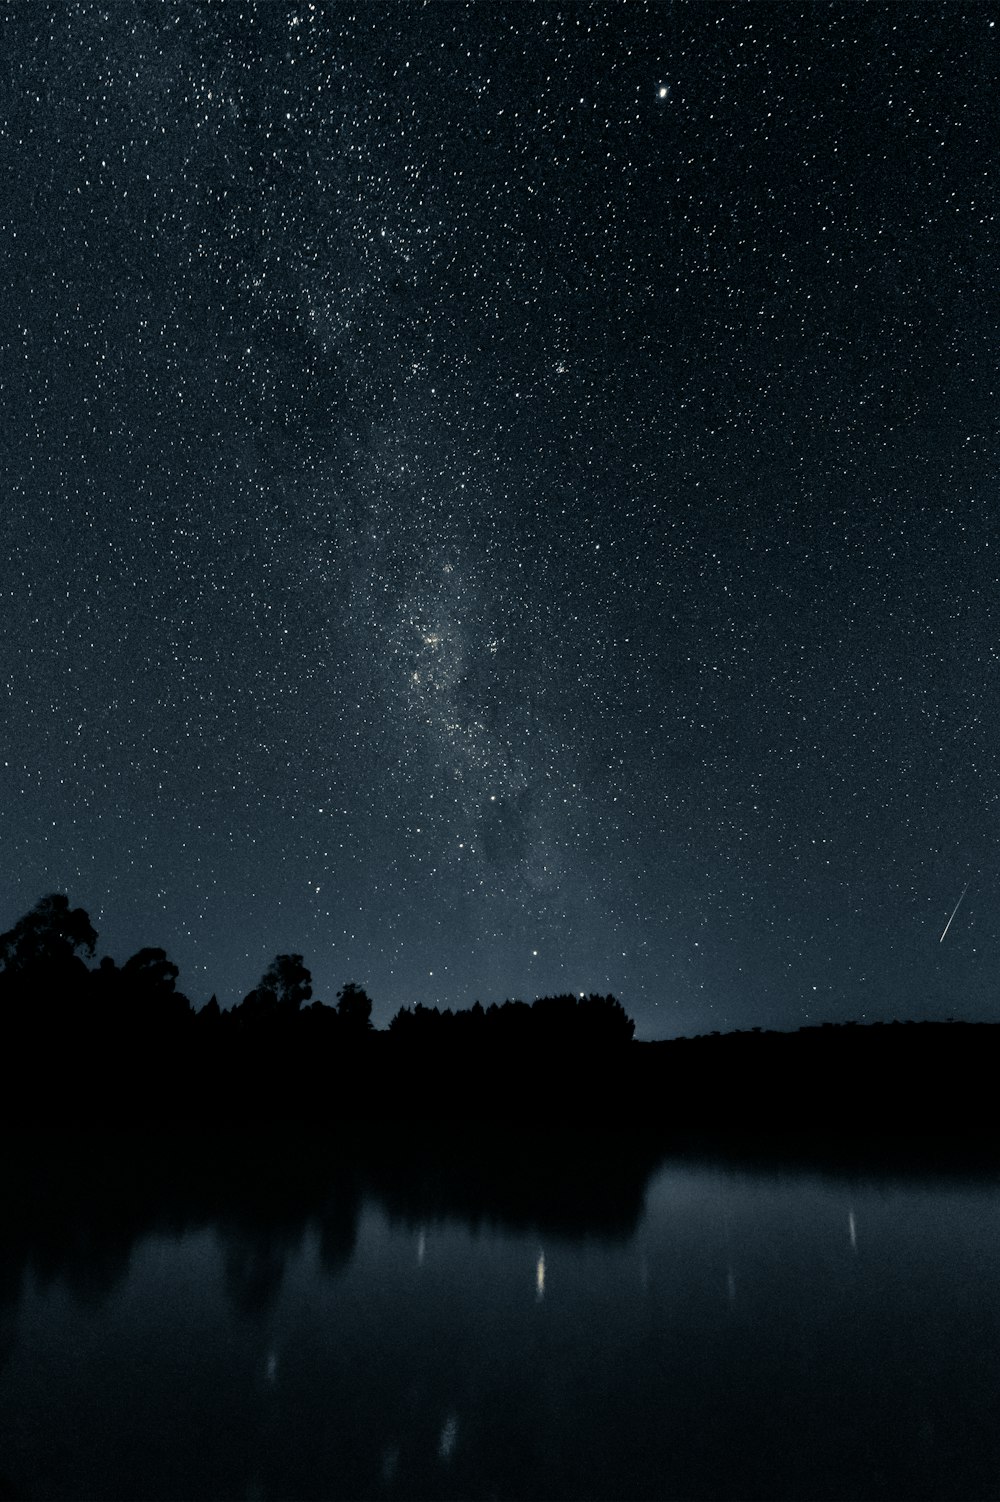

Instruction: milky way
[3,3,999,1033]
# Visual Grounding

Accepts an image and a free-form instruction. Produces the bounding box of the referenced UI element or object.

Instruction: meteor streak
[939,882,969,943]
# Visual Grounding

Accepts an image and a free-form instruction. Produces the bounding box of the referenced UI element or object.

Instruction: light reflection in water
[5,1150,1000,1502]
[439,1412,458,1460]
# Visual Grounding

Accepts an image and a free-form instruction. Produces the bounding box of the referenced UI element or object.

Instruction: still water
[1,1133,999,1500]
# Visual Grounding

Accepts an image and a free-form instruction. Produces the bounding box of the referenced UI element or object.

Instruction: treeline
[0,894,635,1123]
[3,893,1000,1131]
[386,994,634,1048]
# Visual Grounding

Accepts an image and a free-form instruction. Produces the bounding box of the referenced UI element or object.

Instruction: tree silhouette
[0,893,97,978]
[122,947,180,995]
[120,947,190,1026]
[336,982,373,1033]
[239,953,313,1019]
[264,953,312,1011]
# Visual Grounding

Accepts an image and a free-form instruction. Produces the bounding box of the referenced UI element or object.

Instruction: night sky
[3,2,1000,1036]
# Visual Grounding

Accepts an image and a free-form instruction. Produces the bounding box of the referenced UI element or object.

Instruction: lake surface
[1,1131,999,1500]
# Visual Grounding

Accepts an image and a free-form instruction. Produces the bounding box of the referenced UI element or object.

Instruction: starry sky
[3,1,1000,1036]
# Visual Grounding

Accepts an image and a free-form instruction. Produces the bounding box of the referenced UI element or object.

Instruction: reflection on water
[0,1128,999,1500]
[438,1412,459,1462]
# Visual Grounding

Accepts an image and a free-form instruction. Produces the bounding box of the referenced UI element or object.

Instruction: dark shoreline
[5,1017,1000,1136]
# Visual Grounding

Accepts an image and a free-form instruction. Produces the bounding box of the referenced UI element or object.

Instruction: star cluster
[2,3,999,1033]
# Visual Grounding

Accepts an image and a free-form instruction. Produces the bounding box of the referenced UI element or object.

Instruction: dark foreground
[5,1013,1000,1136]
[2,894,998,1133]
